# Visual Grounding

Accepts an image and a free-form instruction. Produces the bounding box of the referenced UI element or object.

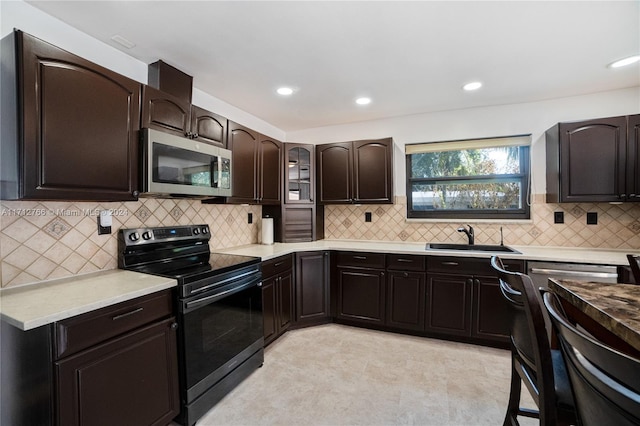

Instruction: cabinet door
[55,318,179,426]
[141,85,191,138]
[278,271,294,332]
[353,138,393,203]
[425,273,472,337]
[258,136,282,204]
[559,116,627,202]
[296,251,330,324]
[191,106,227,147]
[285,144,314,204]
[472,276,510,343]
[386,271,425,331]
[317,142,352,204]
[228,121,259,203]
[17,31,140,201]
[262,275,278,345]
[337,267,385,325]
[628,114,640,200]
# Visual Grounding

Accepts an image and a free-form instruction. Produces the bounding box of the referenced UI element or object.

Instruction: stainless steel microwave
[140,128,232,198]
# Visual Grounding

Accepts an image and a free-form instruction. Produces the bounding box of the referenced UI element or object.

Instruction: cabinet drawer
[427,256,524,276]
[387,254,426,271]
[54,289,173,360]
[336,252,386,269]
[262,254,294,278]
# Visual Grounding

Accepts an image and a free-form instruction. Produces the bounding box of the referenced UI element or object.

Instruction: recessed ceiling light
[110,35,135,49]
[276,87,294,96]
[608,55,640,68]
[463,81,482,91]
[355,97,371,105]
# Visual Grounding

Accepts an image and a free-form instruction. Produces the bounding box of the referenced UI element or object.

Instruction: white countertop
[216,239,633,266]
[0,270,176,331]
[1,240,632,332]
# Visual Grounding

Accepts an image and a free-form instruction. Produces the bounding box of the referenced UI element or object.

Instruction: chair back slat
[491,256,559,424]
[627,254,640,284]
[544,291,640,425]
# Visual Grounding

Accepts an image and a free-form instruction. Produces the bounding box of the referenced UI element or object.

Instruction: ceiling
[26,1,640,132]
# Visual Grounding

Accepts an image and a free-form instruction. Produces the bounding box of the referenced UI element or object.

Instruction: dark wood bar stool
[627,254,640,284]
[543,291,640,425]
[491,256,576,426]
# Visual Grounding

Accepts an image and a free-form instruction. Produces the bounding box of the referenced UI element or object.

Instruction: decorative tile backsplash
[2,195,640,288]
[324,195,640,250]
[0,199,261,288]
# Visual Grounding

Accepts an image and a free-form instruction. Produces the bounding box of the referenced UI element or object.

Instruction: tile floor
[188,324,537,425]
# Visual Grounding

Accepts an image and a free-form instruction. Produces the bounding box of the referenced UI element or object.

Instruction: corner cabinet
[295,251,331,326]
[546,114,640,203]
[2,30,141,201]
[262,255,294,346]
[316,138,394,204]
[227,121,282,204]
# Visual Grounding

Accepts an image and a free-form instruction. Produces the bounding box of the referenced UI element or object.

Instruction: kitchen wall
[289,88,640,251]
[1,1,639,289]
[0,199,262,288]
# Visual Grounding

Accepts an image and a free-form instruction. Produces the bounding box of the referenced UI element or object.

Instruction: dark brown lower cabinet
[386,271,426,331]
[262,255,294,346]
[336,268,386,325]
[425,274,473,337]
[472,275,511,342]
[0,289,179,426]
[56,317,179,426]
[426,256,524,345]
[295,251,330,326]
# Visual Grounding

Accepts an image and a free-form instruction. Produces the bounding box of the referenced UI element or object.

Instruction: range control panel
[119,224,210,246]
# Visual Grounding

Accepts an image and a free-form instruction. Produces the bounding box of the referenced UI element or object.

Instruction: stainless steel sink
[425,243,520,254]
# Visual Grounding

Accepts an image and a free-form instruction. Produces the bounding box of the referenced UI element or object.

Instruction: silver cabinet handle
[112,307,143,321]
[529,268,617,279]
[441,262,459,266]
[353,256,367,260]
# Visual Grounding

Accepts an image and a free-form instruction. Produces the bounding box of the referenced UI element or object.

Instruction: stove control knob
[142,231,152,240]
[193,228,200,235]
[201,226,209,234]
[129,232,140,242]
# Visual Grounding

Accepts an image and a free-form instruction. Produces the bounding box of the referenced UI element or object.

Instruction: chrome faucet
[457,225,474,245]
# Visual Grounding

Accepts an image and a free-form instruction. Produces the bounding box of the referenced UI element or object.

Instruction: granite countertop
[0,270,176,331]
[216,240,634,266]
[548,279,640,352]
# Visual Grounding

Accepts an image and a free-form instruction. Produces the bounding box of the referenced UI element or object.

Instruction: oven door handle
[190,268,260,295]
[182,278,261,313]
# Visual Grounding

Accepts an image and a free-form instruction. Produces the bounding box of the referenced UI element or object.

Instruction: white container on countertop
[261,217,274,245]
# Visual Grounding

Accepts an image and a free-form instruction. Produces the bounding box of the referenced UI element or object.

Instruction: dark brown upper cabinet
[190,106,227,148]
[227,121,281,204]
[1,30,141,201]
[284,144,314,204]
[143,61,227,147]
[141,85,191,138]
[546,114,640,203]
[316,138,393,204]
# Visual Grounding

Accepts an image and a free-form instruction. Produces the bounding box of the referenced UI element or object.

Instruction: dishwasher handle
[529,267,618,280]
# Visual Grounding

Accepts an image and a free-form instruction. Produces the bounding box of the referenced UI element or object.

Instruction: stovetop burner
[118,224,260,284]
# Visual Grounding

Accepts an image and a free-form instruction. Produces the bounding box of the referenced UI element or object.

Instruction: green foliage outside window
[406,144,530,219]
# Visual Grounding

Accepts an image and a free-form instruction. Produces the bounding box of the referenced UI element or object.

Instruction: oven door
[178,275,263,403]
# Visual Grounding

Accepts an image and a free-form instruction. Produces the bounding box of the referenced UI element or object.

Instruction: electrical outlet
[553,211,564,224]
[248,213,253,224]
[587,212,597,225]
[365,212,372,222]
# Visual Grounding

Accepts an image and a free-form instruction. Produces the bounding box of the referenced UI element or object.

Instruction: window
[406,135,531,219]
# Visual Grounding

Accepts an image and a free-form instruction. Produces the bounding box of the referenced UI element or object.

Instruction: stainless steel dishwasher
[527,260,619,290]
